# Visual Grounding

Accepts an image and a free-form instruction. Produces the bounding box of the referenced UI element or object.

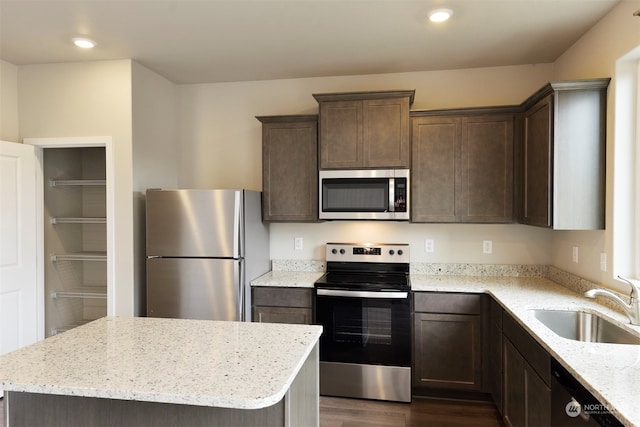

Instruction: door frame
[24,136,116,319]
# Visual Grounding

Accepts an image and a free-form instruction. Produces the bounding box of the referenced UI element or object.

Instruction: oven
[313,243,411,402]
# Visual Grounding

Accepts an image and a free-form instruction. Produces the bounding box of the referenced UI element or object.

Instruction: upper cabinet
[411,108,516,223]
[257,115,318,222]
[520,79,609,229]
[313,90,414,169]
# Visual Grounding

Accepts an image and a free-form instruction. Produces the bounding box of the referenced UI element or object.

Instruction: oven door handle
[316,289,408,299]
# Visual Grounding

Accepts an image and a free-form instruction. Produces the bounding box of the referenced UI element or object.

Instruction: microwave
[319,169,409,220]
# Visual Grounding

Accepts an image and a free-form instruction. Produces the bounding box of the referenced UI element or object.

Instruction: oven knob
[389,250,395,255]
[398,249,404,256]
[331,249,338,254]
[340,249,346,254]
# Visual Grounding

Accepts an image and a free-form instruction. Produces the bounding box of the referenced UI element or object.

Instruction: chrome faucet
[584,276,640,325]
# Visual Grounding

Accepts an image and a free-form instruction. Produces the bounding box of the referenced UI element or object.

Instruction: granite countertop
[414,275,640,427]
[251,270,324,288]
[0,317,322,410]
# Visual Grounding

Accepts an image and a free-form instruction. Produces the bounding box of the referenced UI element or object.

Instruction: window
[612,50,640,289]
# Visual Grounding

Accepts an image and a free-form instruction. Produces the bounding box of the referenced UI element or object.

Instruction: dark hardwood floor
[0,395,504,427]
[320,396,505,427]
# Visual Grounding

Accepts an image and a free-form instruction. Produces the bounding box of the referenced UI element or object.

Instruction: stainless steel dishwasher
[550,359,622,427]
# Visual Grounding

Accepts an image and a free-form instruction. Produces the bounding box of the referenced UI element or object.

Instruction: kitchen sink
[531,309,640,345]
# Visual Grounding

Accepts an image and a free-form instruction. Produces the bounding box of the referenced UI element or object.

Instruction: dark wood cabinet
[502,312,550,427]
[257,115,318,222]
[486,297,503,414]
[411,108,516,223]
[252,287,313,325]
[413,293,483,394]
[314,90,414,169]
[520,79,609,229]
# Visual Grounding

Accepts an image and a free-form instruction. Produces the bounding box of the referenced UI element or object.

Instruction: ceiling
[0,0,621,85]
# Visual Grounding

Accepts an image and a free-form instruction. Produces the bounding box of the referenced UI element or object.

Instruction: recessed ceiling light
[429,8,453,23]
[72,37,96,49]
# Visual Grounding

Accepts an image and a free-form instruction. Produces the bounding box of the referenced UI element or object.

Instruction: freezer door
[146,189,243,258]
[147,258,243,321]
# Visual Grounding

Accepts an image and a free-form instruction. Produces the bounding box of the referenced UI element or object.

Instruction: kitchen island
[0,317,322,426]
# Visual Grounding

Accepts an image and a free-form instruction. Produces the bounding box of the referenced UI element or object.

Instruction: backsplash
[271,259,326,272]
[410,263,547,277]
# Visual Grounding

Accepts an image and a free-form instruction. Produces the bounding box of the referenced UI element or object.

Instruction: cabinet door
[411,116,461,222]
[413,312,482,391]
[319,100,362,169]
[363,97,410,167]
[525,364,551,426]
[522,95,552,227]
[460,115,514,223]
[503,338,526,427]
[261,117,318,222]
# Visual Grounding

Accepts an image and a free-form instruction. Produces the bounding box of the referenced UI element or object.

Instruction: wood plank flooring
[320,396,505,427]
[0,395,504,427]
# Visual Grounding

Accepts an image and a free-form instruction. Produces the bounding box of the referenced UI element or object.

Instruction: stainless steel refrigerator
[145,189,269,322]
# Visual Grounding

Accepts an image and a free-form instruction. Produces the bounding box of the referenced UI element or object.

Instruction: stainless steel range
[313,242,411,403]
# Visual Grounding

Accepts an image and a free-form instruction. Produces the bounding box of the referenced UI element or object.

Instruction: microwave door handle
[389,177,395,212]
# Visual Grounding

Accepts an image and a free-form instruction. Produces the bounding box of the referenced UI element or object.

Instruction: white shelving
[44,147,108,337]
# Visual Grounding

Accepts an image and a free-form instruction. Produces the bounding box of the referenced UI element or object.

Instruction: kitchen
[1,0,640,426]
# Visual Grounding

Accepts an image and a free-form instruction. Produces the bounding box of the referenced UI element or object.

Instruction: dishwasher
[551,359,623,427]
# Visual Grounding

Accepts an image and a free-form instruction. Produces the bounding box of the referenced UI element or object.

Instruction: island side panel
[284,342,319,426]
[4,392,285,427]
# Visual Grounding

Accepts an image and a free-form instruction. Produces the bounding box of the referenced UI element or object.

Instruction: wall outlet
[600,252,607,272]
[425,239,434,253]
[294,237,303,250]
[483,240,492,254]
[572,246,579,263]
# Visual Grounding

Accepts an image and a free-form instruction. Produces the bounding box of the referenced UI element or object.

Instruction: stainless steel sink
[531,309,640,345]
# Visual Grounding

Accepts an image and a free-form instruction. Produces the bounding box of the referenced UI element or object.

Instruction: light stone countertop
[413,275,640,427]
[0,316,322,410]
[251,270,324,288]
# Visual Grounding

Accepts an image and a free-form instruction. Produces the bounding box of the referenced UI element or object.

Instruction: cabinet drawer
[503,312,550,386]
[252,287,313,308]
[414,292,481,314]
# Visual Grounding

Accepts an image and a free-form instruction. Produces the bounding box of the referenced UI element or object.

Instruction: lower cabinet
[502,312,550,427]
[413,292,483,395]
[252,287,313,325]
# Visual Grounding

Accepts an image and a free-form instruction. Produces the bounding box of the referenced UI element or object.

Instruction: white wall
[551,0,640,288]
[177,64,556,264]
[0,60,19,142]
[132,61,179,315]
[18,60,136,316]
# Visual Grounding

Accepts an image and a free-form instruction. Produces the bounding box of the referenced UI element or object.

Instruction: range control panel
[326,243,410,263]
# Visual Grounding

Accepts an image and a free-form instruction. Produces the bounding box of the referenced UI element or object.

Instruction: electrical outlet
[572,246,579,263]
[483,240,492,254]
[425,239,434,253]
[600,253,607,272]
[294,237,303,250]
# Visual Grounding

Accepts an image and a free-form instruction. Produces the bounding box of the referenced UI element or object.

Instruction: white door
[0,140,40,355]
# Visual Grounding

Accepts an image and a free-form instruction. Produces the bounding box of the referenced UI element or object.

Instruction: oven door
[314,289,411,367]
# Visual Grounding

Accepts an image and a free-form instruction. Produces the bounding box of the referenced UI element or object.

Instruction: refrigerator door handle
[232,191,241,259]
[235,261,244,321]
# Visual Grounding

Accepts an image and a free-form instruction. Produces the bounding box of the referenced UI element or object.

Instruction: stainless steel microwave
[319,169,409,220]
